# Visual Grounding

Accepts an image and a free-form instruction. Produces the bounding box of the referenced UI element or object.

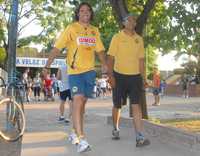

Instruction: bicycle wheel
[0,98,26,142]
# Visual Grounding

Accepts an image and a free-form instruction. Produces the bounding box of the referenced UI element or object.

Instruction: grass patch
[161,119,200,133]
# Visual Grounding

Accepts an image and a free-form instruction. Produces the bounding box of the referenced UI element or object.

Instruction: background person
[152,67,161,106]
[57,64,72,123]
[33,73,42,101]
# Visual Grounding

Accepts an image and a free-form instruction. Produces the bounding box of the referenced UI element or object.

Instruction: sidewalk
[20,95,200,156]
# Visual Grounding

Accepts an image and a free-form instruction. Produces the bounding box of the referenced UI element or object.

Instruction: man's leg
[58,100,66,121]
[131,104,150,147]
[72,95,85,138]
[112,106,121,140]
[156,94,160,105]
[131,104,143,133]
[154,95,157,104]
[112,106,121,131]
[59,101,65,117]
[68,100,73,119]
[68,99,79,145]
[80,97,87,136]
[72,95,91,153]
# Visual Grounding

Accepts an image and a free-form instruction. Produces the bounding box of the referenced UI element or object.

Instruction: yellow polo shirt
[55,22,105,74]
[108,31,144,75]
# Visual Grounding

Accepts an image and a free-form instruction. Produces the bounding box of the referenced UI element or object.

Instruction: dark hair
[74,2,94,21]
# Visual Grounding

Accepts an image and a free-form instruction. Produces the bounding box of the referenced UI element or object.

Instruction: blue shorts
[69,70,96,98]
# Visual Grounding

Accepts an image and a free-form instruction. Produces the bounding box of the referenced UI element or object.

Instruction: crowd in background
[22,68,59,102]
[21,68,112,103]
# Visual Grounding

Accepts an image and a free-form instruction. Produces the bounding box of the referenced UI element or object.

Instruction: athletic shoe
[58,116,65,122]
[136,138,150,147]
[68,133,79,145]
[77,139,91,153]
[112,129,120,140]
[64,119,70,123]
[152,103,160,106]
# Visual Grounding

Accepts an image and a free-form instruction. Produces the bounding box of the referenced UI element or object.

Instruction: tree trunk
[108,0,128,28]
[109,0,157,35]
[109,0,157,119]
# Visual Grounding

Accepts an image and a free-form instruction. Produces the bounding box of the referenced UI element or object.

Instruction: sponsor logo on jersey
[77,37,96,46]
[72,86,78,93]
[91,31,96,36]
[135,38,139,44]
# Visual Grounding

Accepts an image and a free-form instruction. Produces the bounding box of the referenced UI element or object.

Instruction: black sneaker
[136,138,150,147]
[64,119,70,124]
[112,129,120,140]
[58,116,65,122]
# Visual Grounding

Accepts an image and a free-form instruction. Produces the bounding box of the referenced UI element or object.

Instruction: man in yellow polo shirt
[43,2,107,153]
[107,13,150,147]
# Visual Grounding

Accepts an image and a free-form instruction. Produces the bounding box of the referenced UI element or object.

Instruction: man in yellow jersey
[43,2,107,153]
[107,13,150,147]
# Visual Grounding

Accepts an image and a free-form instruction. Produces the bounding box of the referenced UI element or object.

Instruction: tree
[0,47,6,62]
[0,0,73,69]
[109,0,156,35]
[169,0,200,80]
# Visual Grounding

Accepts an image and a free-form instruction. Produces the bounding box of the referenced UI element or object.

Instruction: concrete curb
[107,116,200,152]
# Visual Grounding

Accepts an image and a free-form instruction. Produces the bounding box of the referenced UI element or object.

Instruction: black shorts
[60,89,72,101]
[112,71,143,108]
[153,88,160,95]
[101,87,106,93]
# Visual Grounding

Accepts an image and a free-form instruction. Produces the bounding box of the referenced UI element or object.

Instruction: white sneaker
[77,139,91,153]
[68,133,79,145]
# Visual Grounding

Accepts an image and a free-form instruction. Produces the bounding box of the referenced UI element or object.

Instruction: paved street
[19,94,200,156]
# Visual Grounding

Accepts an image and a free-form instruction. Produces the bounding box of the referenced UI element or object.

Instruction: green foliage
[0,47,6,62]
[92,0,119,50]
[182,61,197,75]
[1,0,199,76]
[145,45,157,76]
[1,0,73,51]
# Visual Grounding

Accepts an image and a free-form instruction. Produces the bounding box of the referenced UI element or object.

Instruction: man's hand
[101,63,108,74]
[107,74,115,88]
[143,79,149,88]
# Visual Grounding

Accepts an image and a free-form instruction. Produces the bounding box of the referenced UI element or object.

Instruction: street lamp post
[7,0,18,85]
[6,0,18,131]
[3,0,22,156]
[3,1,22,156]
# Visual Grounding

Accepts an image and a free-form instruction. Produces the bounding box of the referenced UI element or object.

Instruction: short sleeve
[107,35,118,57]
[95,29,105,53]
[55,25,72,50]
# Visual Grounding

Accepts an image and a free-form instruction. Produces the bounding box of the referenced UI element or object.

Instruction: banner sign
[16,57,66,68]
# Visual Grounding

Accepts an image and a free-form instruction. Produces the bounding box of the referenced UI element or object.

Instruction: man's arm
[107,55,115,88]
[96,51,107,73]
[107,55,114,75]
[139,58,146,78]
[45,47,60,68]
[42,47,60,78]
[56,69,61,80]
[139,57,148,86]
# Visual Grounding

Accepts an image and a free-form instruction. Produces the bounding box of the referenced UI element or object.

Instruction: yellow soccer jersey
[108,31,144,75]
[55,22,105,74]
